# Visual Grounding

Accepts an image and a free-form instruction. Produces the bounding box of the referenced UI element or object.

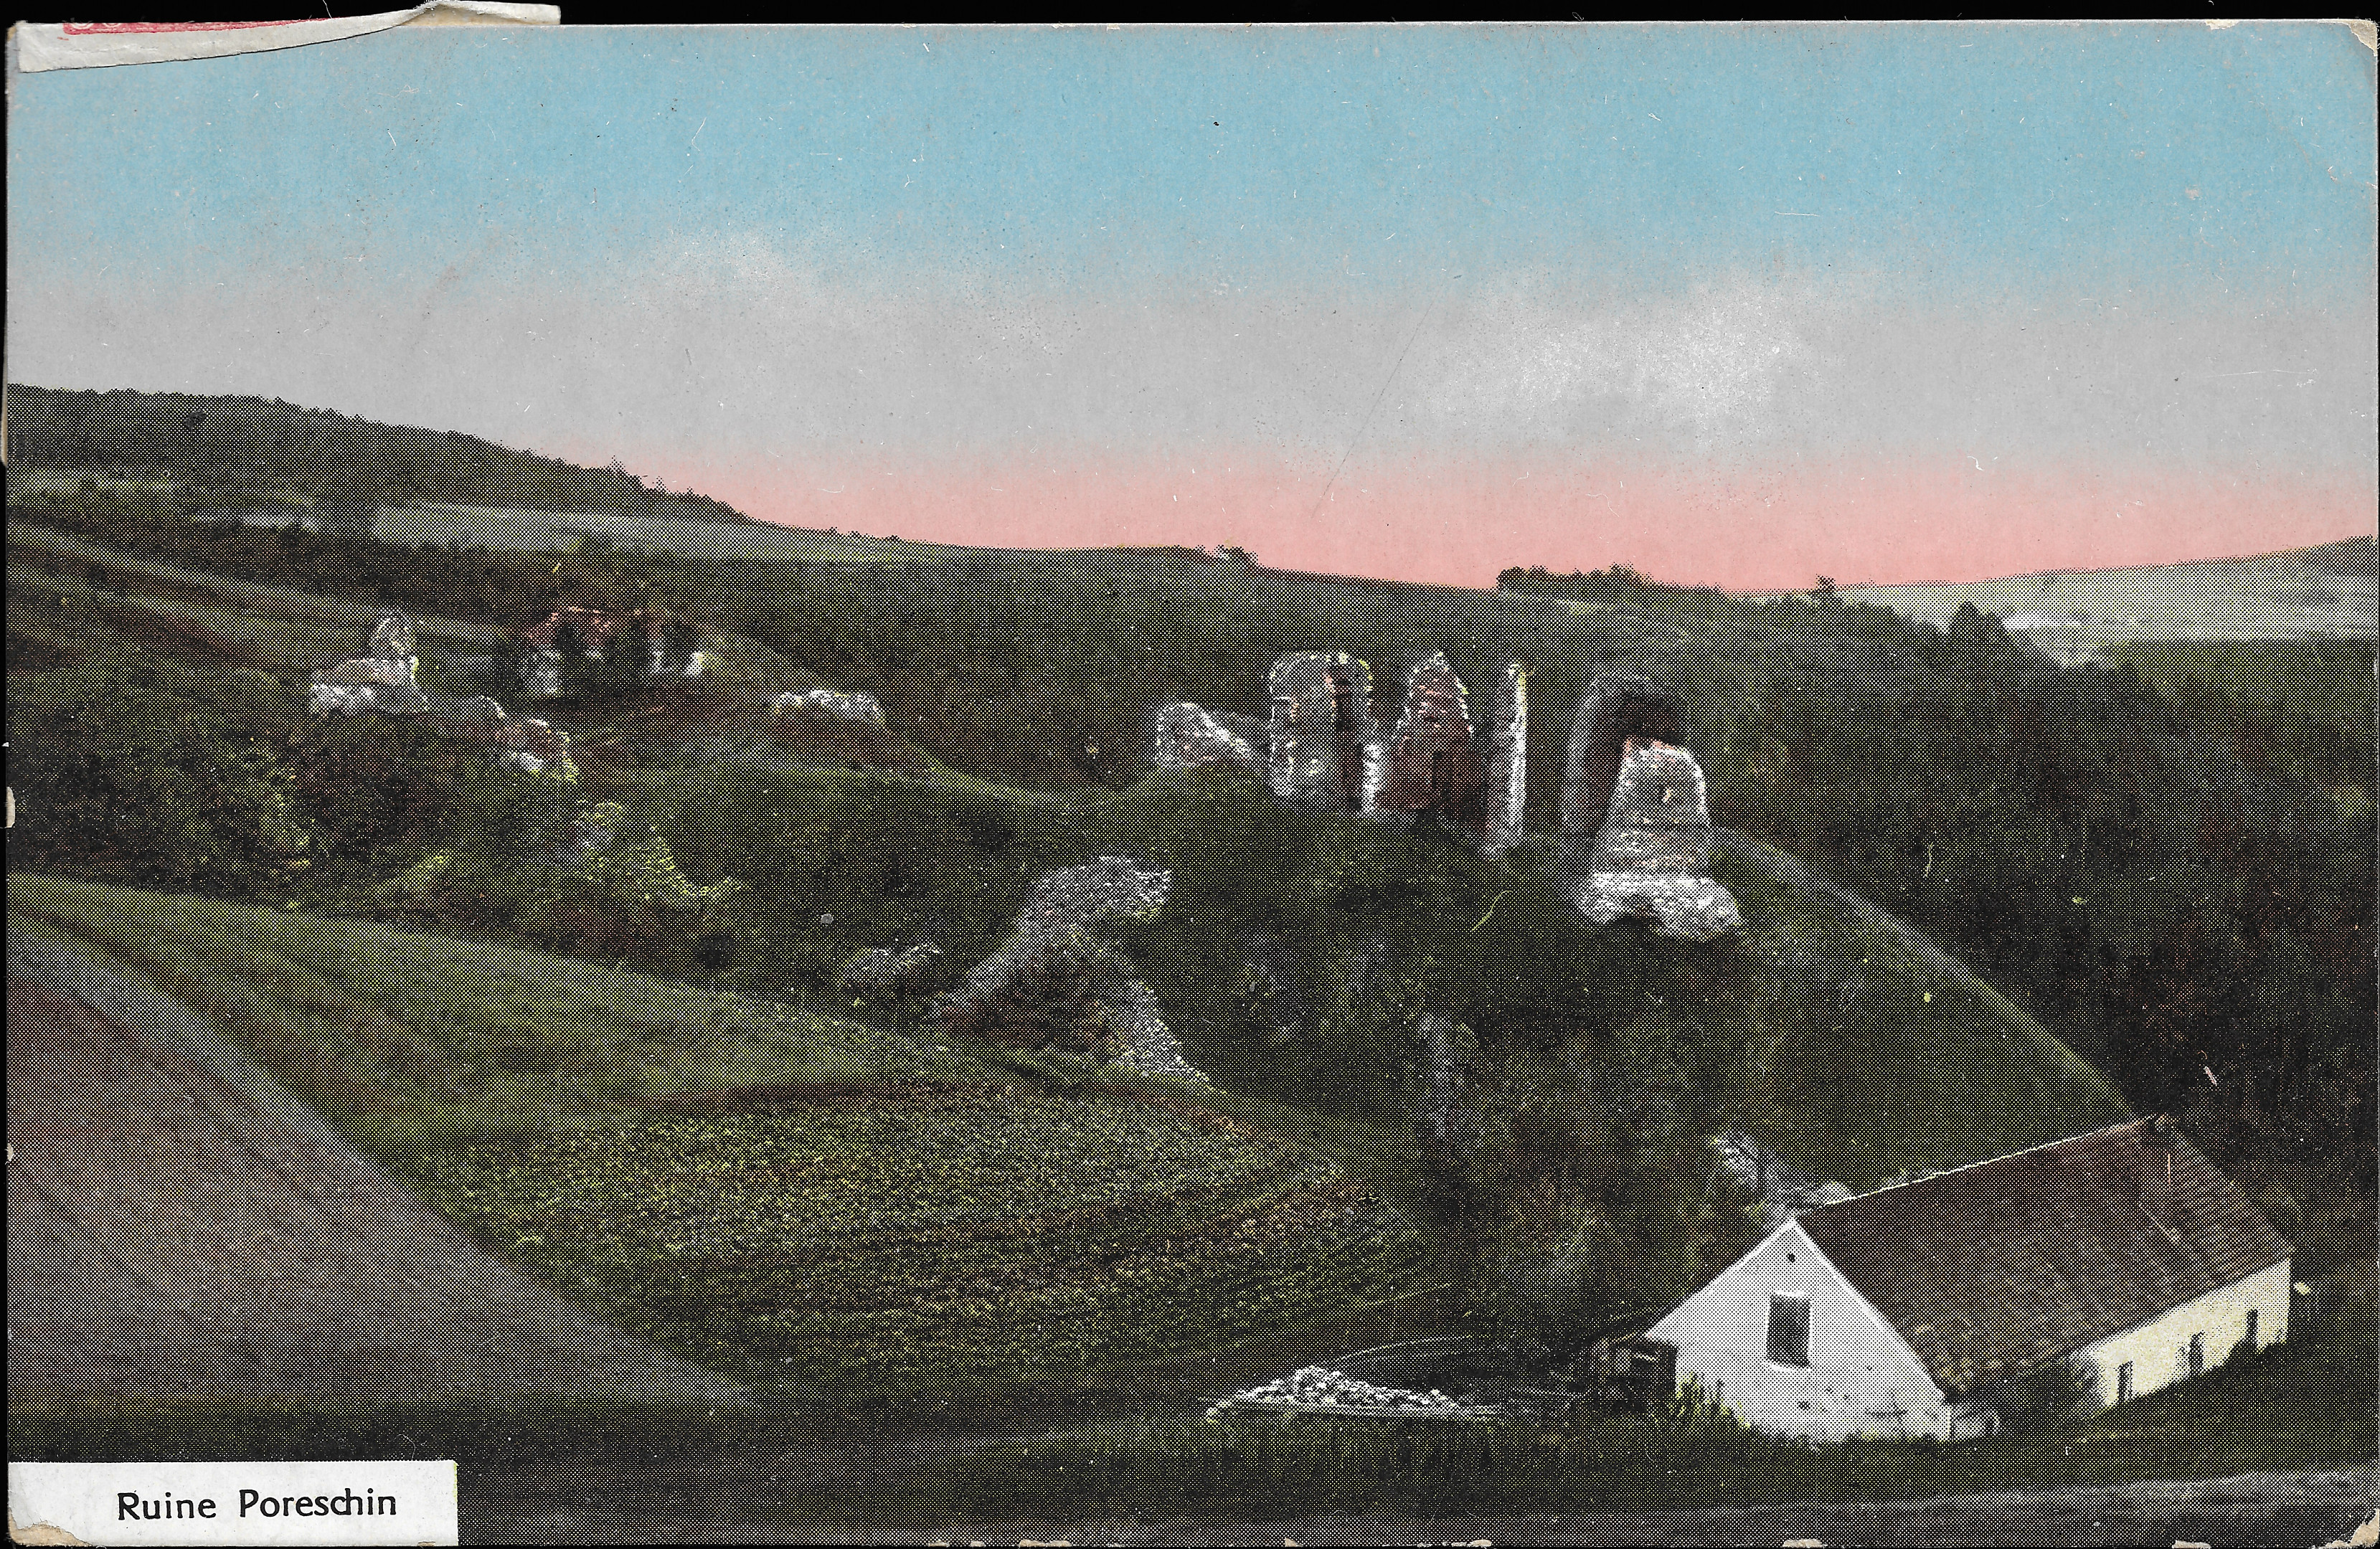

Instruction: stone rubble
[308,608,429,717]
[773,688,886,726]
[1105,977,1206,1082]
[1151,701,1265,773]
[932,858,1208,1084]
[1209,1365,1491,1418]
[1714,1129,1856,1231]
[839,942,945,993]
[1574,873,1742,940]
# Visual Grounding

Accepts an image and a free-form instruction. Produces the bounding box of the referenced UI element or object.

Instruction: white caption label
[7,1460,458,1547]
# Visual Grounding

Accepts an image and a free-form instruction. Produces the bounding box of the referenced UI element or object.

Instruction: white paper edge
[13,1,559,73]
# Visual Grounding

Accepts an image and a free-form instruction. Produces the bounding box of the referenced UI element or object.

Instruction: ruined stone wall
[1559,674,1686,842]
[1589,737,1714,875]
[1269,651,1374,810]
[1572,735,1741,940]
[1374,652,1486,830]
[1481,663,1528,856]
[517,605,703,696]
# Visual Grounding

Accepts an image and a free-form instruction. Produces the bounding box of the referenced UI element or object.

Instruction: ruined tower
[1562,673,1739,940]
[1268,651,1376,810]
[1481,663,1528,856]
[1375,652,1486,830]
[1559,673,1687,843]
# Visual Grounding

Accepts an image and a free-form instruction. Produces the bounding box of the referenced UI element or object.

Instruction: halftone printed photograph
[5,17,2374,1546]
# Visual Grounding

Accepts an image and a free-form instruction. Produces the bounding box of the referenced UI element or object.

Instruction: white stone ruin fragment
[1573,736,1742,941]
[1151,701,1265,772]
[308,610,429,716]
[772,688,886,726]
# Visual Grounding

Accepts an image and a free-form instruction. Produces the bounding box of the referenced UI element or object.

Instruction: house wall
[1648,1222,1968,1442]
[2077,1257,2290,1406]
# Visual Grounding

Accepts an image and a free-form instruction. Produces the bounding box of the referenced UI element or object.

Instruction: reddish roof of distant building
[522,605,686,651]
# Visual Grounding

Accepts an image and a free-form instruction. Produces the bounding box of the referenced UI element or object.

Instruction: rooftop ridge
[1806,1115,2155,1215]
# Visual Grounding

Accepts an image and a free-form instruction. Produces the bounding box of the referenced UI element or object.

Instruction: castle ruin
[1149,657,1735,937]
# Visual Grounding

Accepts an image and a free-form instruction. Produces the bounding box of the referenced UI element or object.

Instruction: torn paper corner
[11,1,558,74]
[6,1508,95,1547]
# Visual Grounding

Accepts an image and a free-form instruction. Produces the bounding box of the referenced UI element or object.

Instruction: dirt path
[5,927,746,1409]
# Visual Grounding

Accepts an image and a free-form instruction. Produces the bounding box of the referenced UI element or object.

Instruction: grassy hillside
[9,437,2367,1354]
[1829,536,2379,646]
[5,384,753,526]
[6,876,1429,1401]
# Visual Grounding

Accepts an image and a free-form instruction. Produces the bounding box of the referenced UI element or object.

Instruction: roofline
[1643,1218,1947,1403]
[1645,1216,1804,1340]
[1803,1117,2157,1219]
[1798,1117,2298,1387]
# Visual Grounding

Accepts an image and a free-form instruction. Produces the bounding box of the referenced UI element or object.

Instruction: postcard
[7,19,2374,1546]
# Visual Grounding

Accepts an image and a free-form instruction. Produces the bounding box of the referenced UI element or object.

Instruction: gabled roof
[1795,1119,2291,1394]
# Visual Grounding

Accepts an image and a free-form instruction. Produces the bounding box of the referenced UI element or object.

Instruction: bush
[6,664,317,894]
[285,714,564,863]
[1989,1355,2101,1432]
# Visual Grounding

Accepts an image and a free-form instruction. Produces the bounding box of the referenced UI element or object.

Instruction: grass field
[16,1290,2369,1524]
[912,1293,2379,1522]
[6,875,1430,1400]
[1836,536,2378,648]
[1709,836,2132,1190]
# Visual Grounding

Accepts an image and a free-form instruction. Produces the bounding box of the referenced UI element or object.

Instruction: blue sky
[14,23,2371,305]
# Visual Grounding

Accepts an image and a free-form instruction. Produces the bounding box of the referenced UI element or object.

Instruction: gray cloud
[9,242,2371,489]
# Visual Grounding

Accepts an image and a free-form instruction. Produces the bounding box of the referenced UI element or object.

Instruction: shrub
[6,664,316,893]
[1989,1355,2101,1431]
[285,714,563,863]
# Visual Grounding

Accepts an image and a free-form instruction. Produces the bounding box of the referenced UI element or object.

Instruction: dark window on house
[2188,1333,2204,1375]
[2115,1362,2133,1403]
[1767,1294,1811,1367]
[2245,1309,2258,1350]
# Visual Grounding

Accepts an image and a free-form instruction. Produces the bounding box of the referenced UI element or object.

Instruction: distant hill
[4,383,755,527]
[1829,536,2378,653]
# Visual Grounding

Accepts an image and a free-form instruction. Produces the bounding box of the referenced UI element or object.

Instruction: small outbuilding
[1642,1117,2292,1441]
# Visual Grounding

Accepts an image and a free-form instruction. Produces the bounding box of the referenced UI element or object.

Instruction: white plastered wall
[2077,1257,2292,1407]
[1648,1221,1967,1442]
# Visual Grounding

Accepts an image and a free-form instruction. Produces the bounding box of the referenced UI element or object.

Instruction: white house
[1643,1117,2292,1441]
